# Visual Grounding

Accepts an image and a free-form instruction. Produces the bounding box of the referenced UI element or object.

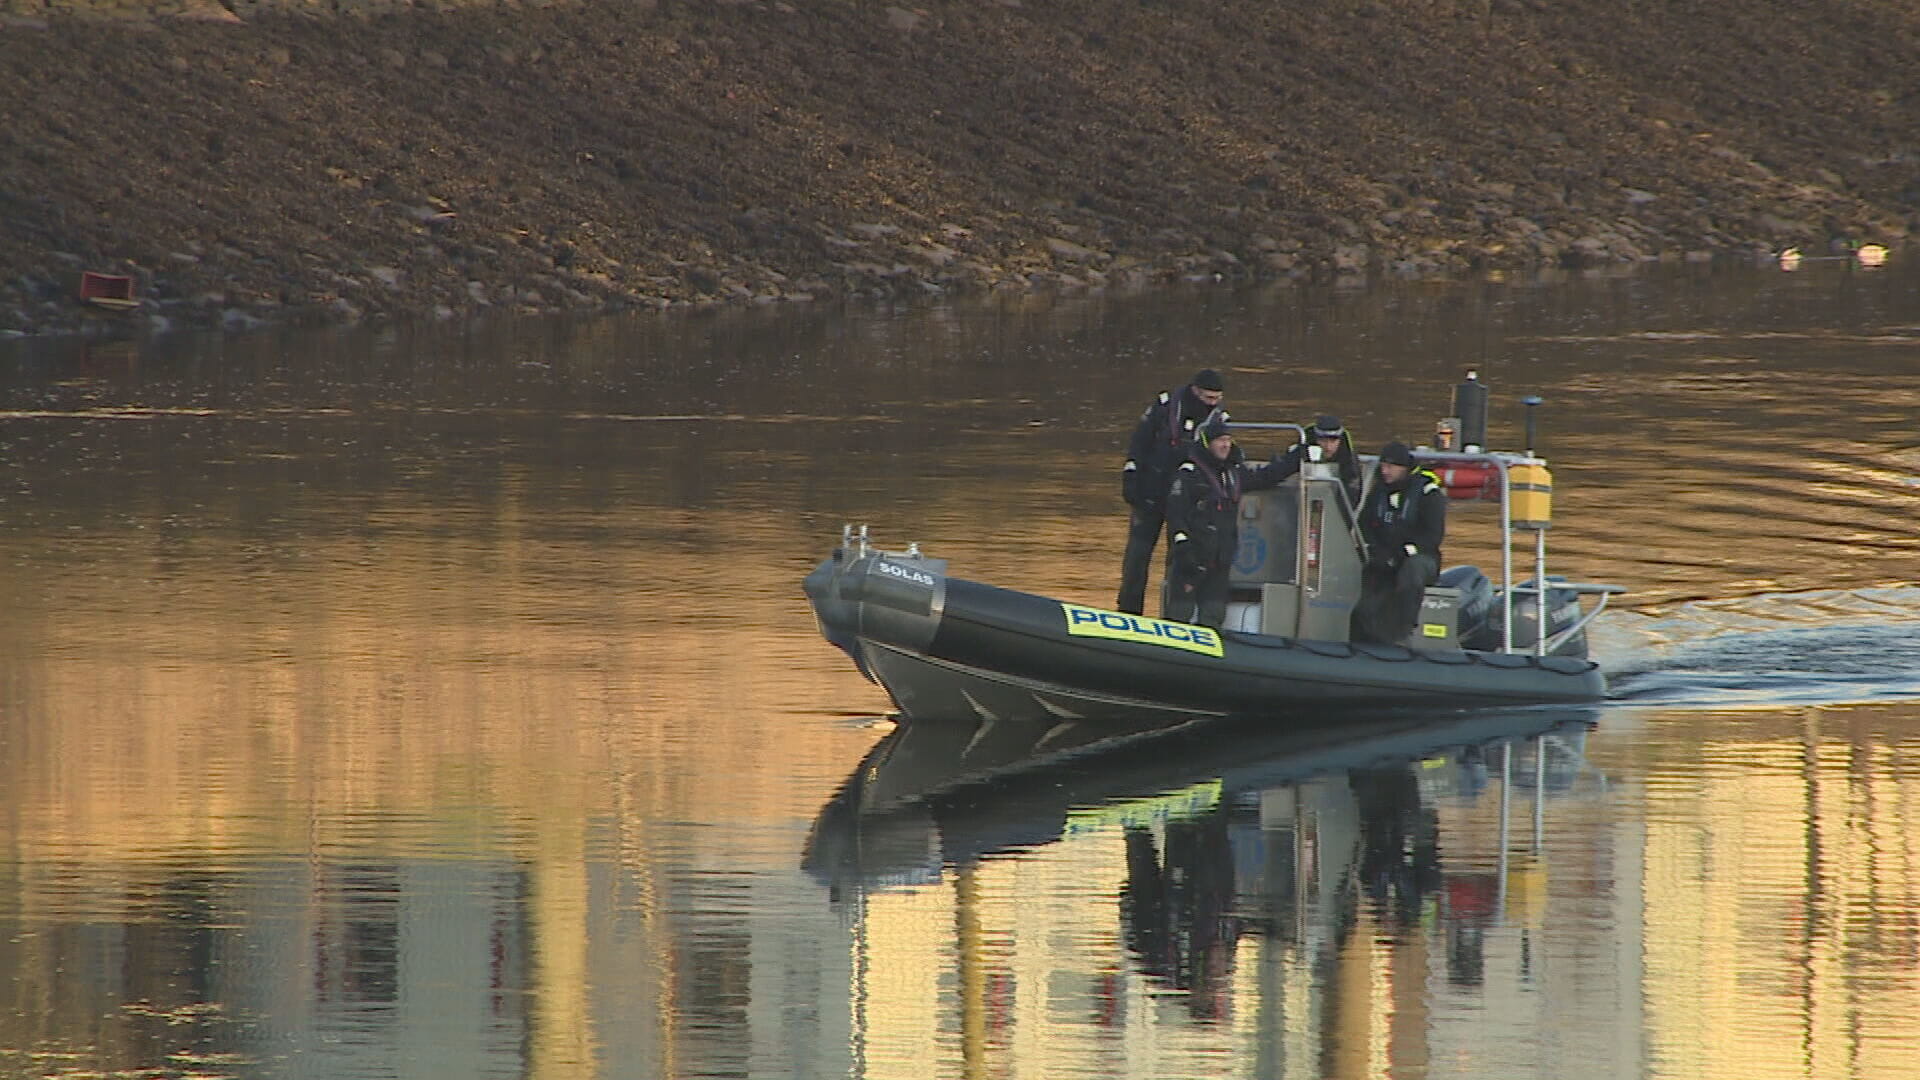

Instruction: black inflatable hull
[805,549,1606,721]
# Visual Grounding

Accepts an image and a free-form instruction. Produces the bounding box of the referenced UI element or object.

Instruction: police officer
[1164,415,1286,627]
[1116,369,1228,615]
[1267,414,1363,505]
[1352,441,1447,644]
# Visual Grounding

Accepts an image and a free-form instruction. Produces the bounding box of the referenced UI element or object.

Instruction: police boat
[804,382,1624,721]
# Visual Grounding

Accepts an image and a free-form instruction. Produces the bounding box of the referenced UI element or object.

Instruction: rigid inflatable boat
[805,381,1624,721]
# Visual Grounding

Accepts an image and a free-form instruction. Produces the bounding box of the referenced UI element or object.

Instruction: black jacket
[1357,465,1446,570]
[1165,443,1286,571]
[1122,384,1226,507]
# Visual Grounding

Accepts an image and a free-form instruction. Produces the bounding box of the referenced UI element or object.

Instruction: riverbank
[2,0,1916,337]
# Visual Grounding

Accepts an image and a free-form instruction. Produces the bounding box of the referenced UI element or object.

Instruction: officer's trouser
[1116,500,1166,615]
[1352,555,1438,644]
[1164,559,1230,628]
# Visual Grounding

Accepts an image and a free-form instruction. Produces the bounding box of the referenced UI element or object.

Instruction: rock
[220,307,265,331]
[0,0,1914,336]
[1045,236,1101,262]
[174,0,241,23]
[907,243,959,266]
[1569,235,1611,261]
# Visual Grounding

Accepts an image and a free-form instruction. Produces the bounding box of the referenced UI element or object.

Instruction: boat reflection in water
[804,705,1604,1071]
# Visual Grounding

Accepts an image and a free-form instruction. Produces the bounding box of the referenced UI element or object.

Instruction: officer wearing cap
[1116,368,1228,615]
[1267,413,1363,504]
[1352,440,1447,644]
[1163,414,1287,627]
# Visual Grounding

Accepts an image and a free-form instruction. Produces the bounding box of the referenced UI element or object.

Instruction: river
[2,257,1918,1079]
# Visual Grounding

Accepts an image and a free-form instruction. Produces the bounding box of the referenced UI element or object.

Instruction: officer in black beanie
[1352,441,1447,644]
[1163,414,1287,627]
[1267,413,1363,505]
[1116,368,1227,615]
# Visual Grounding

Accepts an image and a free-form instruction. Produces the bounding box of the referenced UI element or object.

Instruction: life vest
[1196,456,1241,511]
[1159,386,1225,450]
[1369,467,1442,529]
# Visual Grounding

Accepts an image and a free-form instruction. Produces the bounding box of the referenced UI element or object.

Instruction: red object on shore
[79,271,139,311]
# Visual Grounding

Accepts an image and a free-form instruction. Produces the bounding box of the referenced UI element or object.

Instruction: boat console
[1218,377,1623,660]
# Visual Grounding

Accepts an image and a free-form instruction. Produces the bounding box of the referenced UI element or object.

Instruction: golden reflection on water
[1624,708,1920,1080]
[825,709,1920,1080]
[1,494,883,1078]
[5,263,1920,1078]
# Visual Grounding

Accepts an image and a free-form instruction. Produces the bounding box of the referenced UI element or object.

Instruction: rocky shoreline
[2,0,1916,338]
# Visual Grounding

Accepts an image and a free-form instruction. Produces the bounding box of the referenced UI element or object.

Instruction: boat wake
[1595,587,1920,706]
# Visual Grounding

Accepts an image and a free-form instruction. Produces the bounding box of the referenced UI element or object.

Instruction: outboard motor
[1507,580,1589,658]
[1438,566,1496,643]
[1448,571,1588,659]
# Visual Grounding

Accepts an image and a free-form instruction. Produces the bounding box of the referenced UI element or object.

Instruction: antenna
[1521,396,1543,457]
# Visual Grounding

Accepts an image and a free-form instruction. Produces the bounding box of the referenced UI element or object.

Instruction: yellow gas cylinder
[1509,459,1552,529]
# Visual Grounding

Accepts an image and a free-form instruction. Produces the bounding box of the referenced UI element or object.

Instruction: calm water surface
[2,261,1919,1079]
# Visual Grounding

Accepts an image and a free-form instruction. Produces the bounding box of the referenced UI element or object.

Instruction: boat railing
[1229,422,1308,440]
[1408,448,1625,656]
[1228,426,1623,658]
[1512,580,1626,654]
[838,522,926,563]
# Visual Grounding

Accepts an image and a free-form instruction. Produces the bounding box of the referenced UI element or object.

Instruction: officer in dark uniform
[1163,415,1286,627]
[1352,441,1447,644]
[1116,369,1228,615]
[1267,414,1363,505]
